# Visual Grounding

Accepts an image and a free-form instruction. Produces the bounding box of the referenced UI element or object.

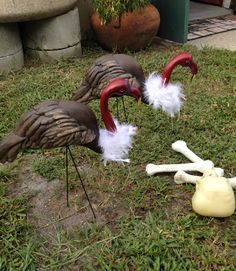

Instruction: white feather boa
[144,73,185,117]
[98,119,137,165]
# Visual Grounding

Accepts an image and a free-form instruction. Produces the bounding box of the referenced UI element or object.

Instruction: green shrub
[92,0,150,24]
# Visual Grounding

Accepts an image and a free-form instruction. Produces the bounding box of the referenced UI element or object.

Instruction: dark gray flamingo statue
[71,52,198,118]
[0,78,141,218]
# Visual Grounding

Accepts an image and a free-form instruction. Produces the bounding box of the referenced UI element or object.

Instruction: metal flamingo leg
[116,97,128,122]
[67,146,96,219]
[116,97,120,121]
[121,96,128,122]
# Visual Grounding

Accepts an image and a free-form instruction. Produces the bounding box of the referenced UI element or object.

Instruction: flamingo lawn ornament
[143,52,198,117]
[71,52,198,118]
[0,78,141,218]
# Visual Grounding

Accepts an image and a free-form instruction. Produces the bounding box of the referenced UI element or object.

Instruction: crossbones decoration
[146,140,236,189]
[146,140,236,217]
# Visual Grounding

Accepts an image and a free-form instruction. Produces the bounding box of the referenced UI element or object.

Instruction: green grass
[0,194,36,270]
[80,213,236,270]
[0,41,236,270]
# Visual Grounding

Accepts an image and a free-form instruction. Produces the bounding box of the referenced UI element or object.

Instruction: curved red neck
[100,79,126,133]
[161,53,192,86]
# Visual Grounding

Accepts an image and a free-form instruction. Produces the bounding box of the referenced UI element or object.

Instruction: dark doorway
[192,0,223,6]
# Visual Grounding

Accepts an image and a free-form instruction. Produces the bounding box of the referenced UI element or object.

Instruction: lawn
[0,40,236,270]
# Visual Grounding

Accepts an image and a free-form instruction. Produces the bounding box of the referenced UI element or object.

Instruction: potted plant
[90,0,160,52]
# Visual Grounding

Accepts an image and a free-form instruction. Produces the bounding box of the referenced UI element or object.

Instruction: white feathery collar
[143,73,185,117]
[98,119,137,165]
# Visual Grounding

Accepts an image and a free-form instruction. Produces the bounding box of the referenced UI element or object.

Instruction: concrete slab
[21,7,81,50]
[188,5,236,51]
[22,7,82,62]
[0,49,24,73]
[25,43,82,62]
[188,17,236,41]
[187,29,236,51]
[0,23,22,56]
[0,0,77,22]
[0,23,24,72]
[189,1,232,21]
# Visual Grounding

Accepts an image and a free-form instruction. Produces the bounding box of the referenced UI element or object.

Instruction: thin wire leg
[65,146,69,207]
[121,96,128,122]
[67,146,96,219]
[116,97,120,121]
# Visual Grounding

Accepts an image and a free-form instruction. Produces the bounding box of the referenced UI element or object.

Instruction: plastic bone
[146,160,214,176]
[171,140,224,176]
[174,170,201,184]
[174,170,236,189]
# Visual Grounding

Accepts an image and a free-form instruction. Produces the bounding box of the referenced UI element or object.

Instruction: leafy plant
[92,0,150,24]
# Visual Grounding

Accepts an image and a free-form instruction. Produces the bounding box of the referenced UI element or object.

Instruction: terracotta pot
[91,4,160,52]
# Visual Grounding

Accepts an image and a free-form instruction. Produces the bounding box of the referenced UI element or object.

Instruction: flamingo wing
[14,101,97,149]
[71,55,141,103]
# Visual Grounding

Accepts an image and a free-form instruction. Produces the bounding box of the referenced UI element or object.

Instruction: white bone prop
[146,160,214,176]
[171,140,224,176]
[174,170,201,184]
[174,170,236,189]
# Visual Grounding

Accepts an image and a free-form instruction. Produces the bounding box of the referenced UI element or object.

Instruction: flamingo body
[0,100,101,163]
[71,54,145,103]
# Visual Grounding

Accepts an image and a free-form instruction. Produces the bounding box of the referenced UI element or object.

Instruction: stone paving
[188,17,236,41]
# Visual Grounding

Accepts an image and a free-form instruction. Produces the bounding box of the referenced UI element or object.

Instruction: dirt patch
[152,36,177,51]
[7,155,127,237]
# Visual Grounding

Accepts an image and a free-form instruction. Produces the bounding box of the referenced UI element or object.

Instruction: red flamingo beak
[130,86,141,101]
[190,60,198,78]
[177,53,198,79]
